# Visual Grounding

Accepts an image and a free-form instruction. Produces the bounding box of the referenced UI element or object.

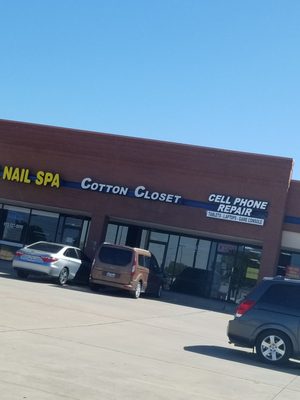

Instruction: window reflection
[194,240,211,270]
[27,210,59,244]
[1,205,30,242]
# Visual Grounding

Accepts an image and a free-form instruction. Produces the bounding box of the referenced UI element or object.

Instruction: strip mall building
[1,119,300,302]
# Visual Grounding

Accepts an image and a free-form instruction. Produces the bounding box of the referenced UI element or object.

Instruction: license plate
[106,272,116,278]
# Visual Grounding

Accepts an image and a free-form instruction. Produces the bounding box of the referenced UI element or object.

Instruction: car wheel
[16,269,29,279]
[255,330,292,364]
[58,267,69,286]
[131,282,142,299]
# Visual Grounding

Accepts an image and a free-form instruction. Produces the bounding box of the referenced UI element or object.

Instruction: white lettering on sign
[81,178,182,205]
[81,177,129,195]
[134,185,181,204]
[207,193,269,226]
[206,211,265,226]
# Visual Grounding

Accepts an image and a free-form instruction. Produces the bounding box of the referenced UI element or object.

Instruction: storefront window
[116,226,128,245]
[194,240,211,270]
[105,224,118,243]
[164,235,180,283]
[105,224,128,245]
[277,250,300,279]
[140,229,149,248]
[56,215,90,248]
[0,205,30,260]
[291,253,300,266]
[148,242,166,268]
[65,217,82,227]
[177,236,197,267]
[150,231,169,242]
[79,220,90,249]
[61,217,83,246]
[27,210,59,244]
[62,228,80,246]
[0,204,90,260]
[1,205,30,242]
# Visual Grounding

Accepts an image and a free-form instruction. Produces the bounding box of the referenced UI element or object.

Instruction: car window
[144,255,151,268]
[138,254,151,268]
[64,248,79,259]
[138,255,145,267]
[259,284,300,310]
[28,242,64,253]
[99,246,132,266]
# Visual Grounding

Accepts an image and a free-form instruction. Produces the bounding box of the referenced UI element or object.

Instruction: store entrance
[210,243,237,301]
[59,217,84,247]
[210,243,260,303]
[104,221,261,302]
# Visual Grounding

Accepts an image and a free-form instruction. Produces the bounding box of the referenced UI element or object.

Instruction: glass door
[210,243,261,303]
[229,245,261,303]
[210,243,238,300]
[59,217,84,247]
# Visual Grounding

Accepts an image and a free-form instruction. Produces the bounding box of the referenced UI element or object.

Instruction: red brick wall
[0,119,294,277]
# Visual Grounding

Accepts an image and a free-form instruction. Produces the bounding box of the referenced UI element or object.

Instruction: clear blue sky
[1,1,300,178]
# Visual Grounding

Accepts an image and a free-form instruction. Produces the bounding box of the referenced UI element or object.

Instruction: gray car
[227,276,300,364]
[12,241,91,285]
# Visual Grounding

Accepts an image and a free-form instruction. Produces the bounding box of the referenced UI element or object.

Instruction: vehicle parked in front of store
[12,241,91,285]
[227,276,300,364]
[89,243,164,298]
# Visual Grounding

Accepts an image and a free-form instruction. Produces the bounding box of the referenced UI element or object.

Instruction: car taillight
[15,251,24,257]
[235,299,256,317]
[41,256,58,263]
[131,253,138,277]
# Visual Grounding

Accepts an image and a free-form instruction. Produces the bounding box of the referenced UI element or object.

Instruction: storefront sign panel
[0,165,60,188]
[207,193,269,226]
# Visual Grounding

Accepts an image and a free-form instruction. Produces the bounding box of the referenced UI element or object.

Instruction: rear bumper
[89,277,137,292]
[12,260,60,277]
[227,319,255,348]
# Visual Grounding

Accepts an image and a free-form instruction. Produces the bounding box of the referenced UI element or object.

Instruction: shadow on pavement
[158,290,236,315]
[0,259,236,314]
[184,345,300,373]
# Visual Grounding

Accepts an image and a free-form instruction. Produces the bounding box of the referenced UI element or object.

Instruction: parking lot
[0,261,300,400]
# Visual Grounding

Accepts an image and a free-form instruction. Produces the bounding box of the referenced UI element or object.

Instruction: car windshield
[99,246,132,266]
[27,242,64,253]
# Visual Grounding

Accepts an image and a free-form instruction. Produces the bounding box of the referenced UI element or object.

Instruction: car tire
[255,330,292,364]
[58,267,69,286]
[131,282,142,299]
[16,269,29,279]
